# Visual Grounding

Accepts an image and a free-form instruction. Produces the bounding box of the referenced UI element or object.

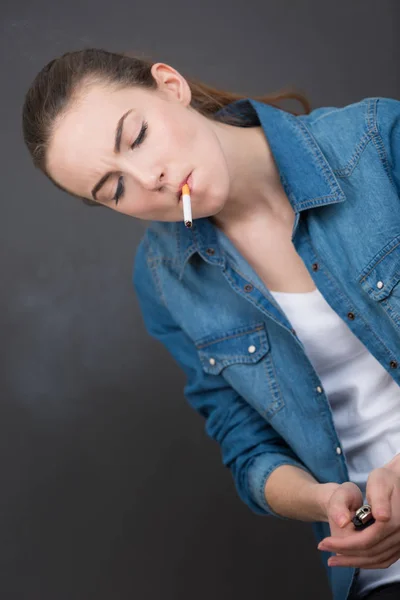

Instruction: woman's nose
[121,156,166,191]
[144,172,164,190]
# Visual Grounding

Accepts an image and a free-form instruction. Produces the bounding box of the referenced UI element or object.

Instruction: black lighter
[352,504,376,530]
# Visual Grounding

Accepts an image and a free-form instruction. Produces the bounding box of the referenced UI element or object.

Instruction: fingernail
[338,515,347,527]
[328,559,337,567]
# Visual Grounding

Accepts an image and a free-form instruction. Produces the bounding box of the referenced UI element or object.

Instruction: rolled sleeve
[133,237,311,517]
[247,452,312,518]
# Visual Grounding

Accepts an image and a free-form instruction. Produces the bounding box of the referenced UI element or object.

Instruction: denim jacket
[133,96,400,600]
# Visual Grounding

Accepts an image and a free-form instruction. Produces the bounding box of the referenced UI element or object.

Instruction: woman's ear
[150,63,191,106]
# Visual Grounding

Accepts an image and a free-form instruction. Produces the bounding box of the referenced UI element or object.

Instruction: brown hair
[22,48,311,206]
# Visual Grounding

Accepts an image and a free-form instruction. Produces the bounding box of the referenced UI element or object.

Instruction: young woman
[22,48,400,600]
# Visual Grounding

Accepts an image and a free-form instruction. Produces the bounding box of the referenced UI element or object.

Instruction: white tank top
[270,286,400,597]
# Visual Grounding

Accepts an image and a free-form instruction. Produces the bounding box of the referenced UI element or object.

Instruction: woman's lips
[177,172,193,201]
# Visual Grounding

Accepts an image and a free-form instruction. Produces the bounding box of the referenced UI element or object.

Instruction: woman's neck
[210,121,287,231]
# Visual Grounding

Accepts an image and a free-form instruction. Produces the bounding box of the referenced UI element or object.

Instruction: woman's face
[47,63,231,222]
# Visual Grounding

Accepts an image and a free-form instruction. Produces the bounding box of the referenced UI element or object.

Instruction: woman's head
[22,49,310,222]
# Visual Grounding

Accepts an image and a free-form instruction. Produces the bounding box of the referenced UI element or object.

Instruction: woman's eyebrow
[91,108,134,201]
[114,108,133,153]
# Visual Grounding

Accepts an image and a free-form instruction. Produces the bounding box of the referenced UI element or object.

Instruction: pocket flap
[197,323,270,375]
[359,236,400,301]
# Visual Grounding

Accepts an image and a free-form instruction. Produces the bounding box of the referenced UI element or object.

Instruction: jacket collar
[176,98,346,279]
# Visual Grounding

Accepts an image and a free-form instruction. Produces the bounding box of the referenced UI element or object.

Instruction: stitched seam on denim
[371,98,395,188]
[310,237,395,357]
[304,230,397,360]
[366,98,379,134]
[201,351,267,365]
[148,261,168,307]
[223,263,261,292]
[143,231,158,261]
[359,237,400,283]
[222,260,292,325]
[297,119,344,198]
[143,238,167,308]
[223,260,294,321]
[263,354,284,418]
[201,354,269,375]
[196,324,265,349]
[175,222,198,277]
[371,130,395,188]
[147,257,176,266]
[334,132,373,178]
[223,264,269,304]
[382,302,400,329]
[222,267,290,336]
[295,195,338,210]
[191,222,202,251]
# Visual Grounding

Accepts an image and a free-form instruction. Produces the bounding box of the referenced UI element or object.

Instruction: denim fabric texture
[133,96,400,600]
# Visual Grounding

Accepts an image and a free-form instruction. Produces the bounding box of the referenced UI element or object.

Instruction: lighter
[352,504,376,530]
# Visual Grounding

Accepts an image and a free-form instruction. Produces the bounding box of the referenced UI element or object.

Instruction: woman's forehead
[74,83,157,114]
[49,87,142,174]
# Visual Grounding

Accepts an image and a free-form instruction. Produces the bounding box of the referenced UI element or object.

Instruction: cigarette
[181,183,192,228]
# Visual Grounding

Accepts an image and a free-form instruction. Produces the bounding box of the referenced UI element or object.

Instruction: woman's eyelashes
[113,120,149,205]
[131,120,148,150]
[113,175,124,205]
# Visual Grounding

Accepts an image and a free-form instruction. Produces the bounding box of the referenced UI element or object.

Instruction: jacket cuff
[247,453,311,518]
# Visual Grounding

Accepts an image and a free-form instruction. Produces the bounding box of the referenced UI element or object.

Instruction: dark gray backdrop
[1,1,399,598]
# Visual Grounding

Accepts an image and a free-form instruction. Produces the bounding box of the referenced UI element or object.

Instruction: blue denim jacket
[133,96,400,600]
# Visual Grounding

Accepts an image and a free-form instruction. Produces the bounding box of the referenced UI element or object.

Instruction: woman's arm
[264,464,340,522]
[133,239,332,519]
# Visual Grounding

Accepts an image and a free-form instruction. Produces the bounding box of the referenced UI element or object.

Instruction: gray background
[1,1,399,598]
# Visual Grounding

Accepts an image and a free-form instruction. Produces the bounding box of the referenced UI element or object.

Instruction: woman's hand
[318,459,400,569]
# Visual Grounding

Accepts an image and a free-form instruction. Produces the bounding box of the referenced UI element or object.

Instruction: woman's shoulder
[296,96,400,167]
[301,96,400,132]
[134,220,181,267]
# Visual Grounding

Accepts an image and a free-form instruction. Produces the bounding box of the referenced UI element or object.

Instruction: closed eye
[131,121,148,149]
[113,120,149,205]
[113,175,124,205]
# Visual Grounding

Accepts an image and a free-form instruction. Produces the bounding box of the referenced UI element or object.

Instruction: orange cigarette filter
[182,183,190,196]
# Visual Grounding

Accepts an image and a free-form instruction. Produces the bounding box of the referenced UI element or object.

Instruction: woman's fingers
[366,467,394,522]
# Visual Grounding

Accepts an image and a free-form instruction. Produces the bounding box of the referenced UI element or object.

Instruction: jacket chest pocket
[359,235,400,329]
[196,322,284,419]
